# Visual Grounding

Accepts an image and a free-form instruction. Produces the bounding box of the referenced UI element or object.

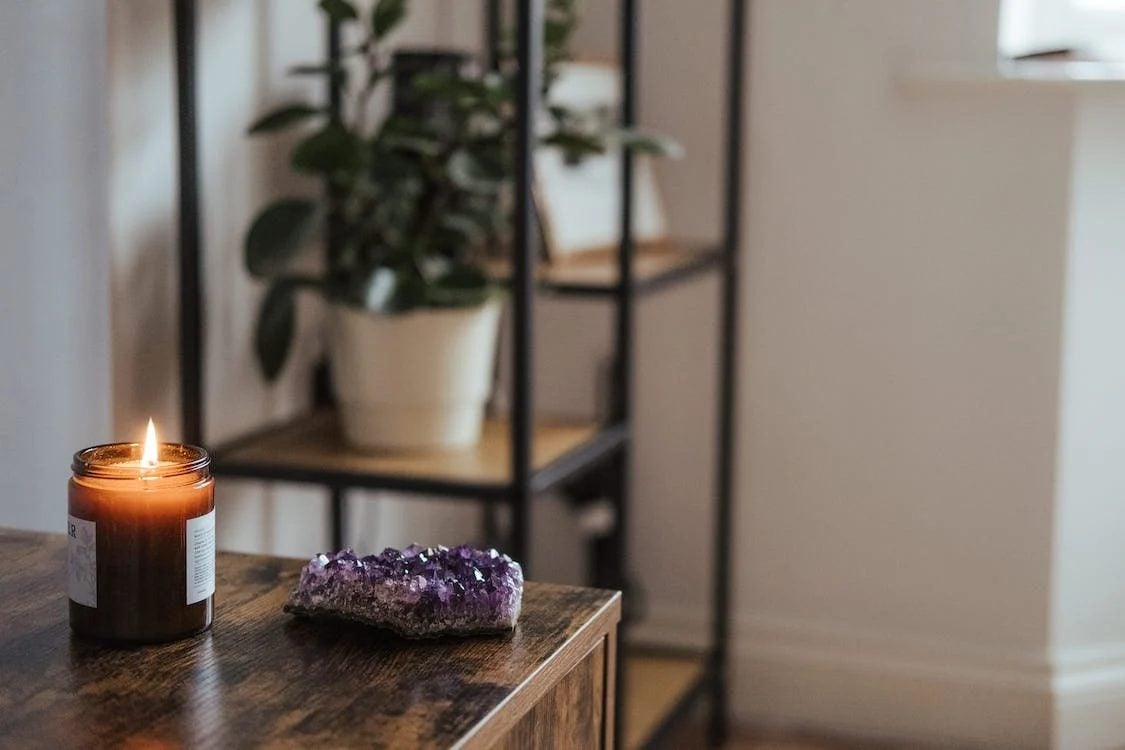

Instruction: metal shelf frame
[485,243,725,297]
[208,413,629,499]
[171,0,744,746]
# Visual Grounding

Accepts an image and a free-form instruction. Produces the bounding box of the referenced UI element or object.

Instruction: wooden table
[0,529,620,748]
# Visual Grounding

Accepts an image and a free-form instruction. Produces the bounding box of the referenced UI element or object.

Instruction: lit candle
[68,419,215,642]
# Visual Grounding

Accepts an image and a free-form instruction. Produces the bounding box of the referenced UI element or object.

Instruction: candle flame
[141,418,159,468]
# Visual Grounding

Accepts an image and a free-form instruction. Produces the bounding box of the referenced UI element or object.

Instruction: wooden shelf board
[212,410,600,490]
[486,241,720,293]
[624,649,708,749]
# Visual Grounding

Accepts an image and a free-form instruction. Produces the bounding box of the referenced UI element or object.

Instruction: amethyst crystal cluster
[284,544,523,638]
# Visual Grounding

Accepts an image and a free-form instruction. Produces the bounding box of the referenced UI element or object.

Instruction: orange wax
[68,442,215,643]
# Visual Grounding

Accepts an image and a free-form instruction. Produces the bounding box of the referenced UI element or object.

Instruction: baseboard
[1052,644,1125,749]
[730,641,1049,748]
[1054,686,1125,749]
[631,604,1125,749]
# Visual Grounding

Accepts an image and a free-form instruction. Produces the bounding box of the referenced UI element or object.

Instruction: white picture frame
[535,62,669,261]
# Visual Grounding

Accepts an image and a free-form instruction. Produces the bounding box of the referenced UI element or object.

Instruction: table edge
[453,590,622,750]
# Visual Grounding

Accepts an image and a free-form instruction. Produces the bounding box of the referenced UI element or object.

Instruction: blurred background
[4,1,1125,747]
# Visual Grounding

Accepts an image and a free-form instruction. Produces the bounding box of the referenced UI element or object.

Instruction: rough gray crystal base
[283,545,523,638]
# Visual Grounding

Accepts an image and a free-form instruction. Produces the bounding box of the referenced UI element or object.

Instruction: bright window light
[1000,0,1125,56]
[1072,0,1125,10]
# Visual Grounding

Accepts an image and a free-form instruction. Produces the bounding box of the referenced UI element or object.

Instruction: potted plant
[244,0,673,451]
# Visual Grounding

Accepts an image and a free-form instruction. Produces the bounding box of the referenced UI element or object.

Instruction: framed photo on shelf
[535,61,669,263]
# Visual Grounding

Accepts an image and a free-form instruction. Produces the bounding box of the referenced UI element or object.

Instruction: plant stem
[353,37,383,137]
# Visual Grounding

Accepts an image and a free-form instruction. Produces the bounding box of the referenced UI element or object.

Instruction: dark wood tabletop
[0,528,620,749]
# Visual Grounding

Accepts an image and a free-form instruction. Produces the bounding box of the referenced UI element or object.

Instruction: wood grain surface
[0,529,620,749]
[484,240,720,290]
[213,410,599,486]
[494,640,605,749]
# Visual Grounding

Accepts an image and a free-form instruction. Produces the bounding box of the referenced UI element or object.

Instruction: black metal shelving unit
[172,0,744,746]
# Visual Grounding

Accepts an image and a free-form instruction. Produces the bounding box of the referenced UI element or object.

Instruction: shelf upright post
[173,0,203,447]
[326,17,345,551]
[710,0,747,745]
[485,0,501,71]
[481,0,504,549]
[510,0,543,571]
[613,0,638,747]
[613,0,638,583]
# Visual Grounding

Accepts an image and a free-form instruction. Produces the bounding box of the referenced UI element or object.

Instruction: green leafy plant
[245,0,677,380]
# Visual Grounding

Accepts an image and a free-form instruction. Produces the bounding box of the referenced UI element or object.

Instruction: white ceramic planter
[328,298,502,451]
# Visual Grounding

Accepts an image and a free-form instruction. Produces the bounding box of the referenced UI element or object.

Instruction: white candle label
[185,509,216,605]
[67,515,97,608]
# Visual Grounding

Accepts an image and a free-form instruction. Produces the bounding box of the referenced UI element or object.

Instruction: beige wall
[0,0,113,533]
[578,1,1125,745]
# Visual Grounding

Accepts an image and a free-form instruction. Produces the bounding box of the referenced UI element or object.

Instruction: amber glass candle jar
[68,440,215,643]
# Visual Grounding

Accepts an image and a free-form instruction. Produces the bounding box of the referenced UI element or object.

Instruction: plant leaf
[381,132,442,158]
[287,62,349,88]
[288,63,337,75]
[428,264,493,308]
[385,269,428,313]
[291,121,362,174]
[410,71,459,97]
[545,19,571,49]
[372,0,407,39]
[247,104,323,135]
[369,147,422,187]
[448,149,502,194]
[541,130,605,162]
[439,210,489,243]
[318,0,358,22]
[616,130,684,158]
[361,267,398,311]
[255,280,297,381]
[244,199,322,278]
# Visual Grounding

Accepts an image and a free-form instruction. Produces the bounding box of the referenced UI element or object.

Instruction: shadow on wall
[117,224,179,438]
[108,0,326,557]
[108,0,178,437]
